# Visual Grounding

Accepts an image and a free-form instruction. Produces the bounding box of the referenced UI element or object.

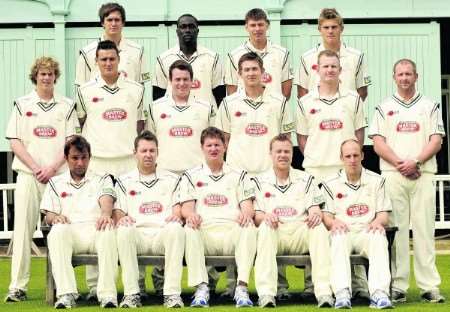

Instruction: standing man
[4,57,79,302]
[217,52,295,177]
[41,136,118,309]
[225,8,293,99]
[295,49,367,299]
[77,40,145,177]
[296,50,366,182]
[114,131,185,308]
[322,139,393,309]
[295,8,370,100]
[179,127,257,308]
[148,60,216,175]
[75,2,150,88]
[253,134,333,308]
[153,14,225,107]
[369,59,445,303]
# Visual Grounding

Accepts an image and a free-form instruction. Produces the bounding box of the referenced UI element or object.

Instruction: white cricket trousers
[9,171,46,291]
[47,223,118,299]
[330,231,390,296]
[255,222,332,298]
[116,222,185,296]
[185,223,257,287]
[85,155,137,291]
[383,171,441,293]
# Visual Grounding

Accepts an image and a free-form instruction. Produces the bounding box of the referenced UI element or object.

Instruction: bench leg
[46,253,56,305]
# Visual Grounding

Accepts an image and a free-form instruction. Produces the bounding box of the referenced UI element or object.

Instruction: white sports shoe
[164,294,184,308]
[234,285,253,308]
[191,283,210,308]
[119,294,142,308]
[55,293,78,309]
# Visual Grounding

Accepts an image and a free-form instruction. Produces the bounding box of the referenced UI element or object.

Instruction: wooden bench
[43,226,397,305]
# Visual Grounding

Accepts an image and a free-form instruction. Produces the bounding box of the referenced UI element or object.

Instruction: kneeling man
[253,134,333,308]
[41,135,118,308]
[180,127,257,308]
[322,139,393,309]
[114,130,185,308]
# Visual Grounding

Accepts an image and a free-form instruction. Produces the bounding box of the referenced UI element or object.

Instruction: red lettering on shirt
[203,194,228,207]
[346,204,369,217]
[102,108,128,121]
[169,126,193,137]
[139,202,163,215]
[245,123,268,136]
[319,119,343,130]
[33,126,57,138]
[273,206,297,217]
[396,121,420,132]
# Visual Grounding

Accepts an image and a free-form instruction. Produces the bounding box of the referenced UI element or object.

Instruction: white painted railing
[1,176,450,238]
[0,183,43,240]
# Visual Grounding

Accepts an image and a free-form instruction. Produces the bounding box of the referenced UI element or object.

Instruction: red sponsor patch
[396,121,420,132]
[235,111,242,117]
[33,126,57,138]
[312,64,318,70]
[310,108,317,114]
[245,123,268,136]
[319,119,343,130]
[92,97,99,103]
[139,201,163,215]
[387,110,394,116]
[129,190,137,196]
[336,193,344,199]
[60,191,69,198]
[169,126,193,137]
[26,111,33,117]
[273,206,297,217]
[346,204,369,217]
[264,192,271,198]
[160,113,167,119]
[203,194,228,207]
[196,181,204,187]
[191,79,201,89]
[102,108,127,121]
[261,72,272,83]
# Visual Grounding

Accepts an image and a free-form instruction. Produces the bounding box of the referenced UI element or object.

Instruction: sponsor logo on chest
[396,121,420,132]
[33,126,57,138]
[102,108,128,121]
[346,203,369,217]
[139,201,163,215]
[191,79,201,89]
[273,206,297,217]
[261,72,272,83]
[169,126,193,137]
[319,119,343,130]
[245,123,268,136]
[203,193,228,207]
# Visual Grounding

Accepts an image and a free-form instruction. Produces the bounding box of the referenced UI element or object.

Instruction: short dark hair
[134,130,158,151]
[245,8,269,24]
[96,40,120,58]
[99,2,126,24]
[64,135,91,157]
[169,60,194,80]
[269,134,293,151]
[200,127,225,145]
[177,14,199,27]
[238,52,264,72]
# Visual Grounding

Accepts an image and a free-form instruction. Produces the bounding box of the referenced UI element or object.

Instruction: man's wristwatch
[414,158,422,169]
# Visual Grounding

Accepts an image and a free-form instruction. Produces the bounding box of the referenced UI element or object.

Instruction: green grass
[0,256,449,311]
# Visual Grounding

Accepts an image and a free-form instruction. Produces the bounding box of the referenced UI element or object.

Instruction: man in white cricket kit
[4,57,79,302]
[153,14,225,107]
[148,60,216,175]
[217,52,295,177]
[322,139,393,309]
[113,130,185,308]
[295,49,367,299]
[77,40,145,177]
[41,136,118,309]
[295,8,370,101]
[369,59,445,304]
[253,134,334,308]
[179,127,257,308]
[76,39,145,299]
[75,2,150,89]
[225,8,293,98]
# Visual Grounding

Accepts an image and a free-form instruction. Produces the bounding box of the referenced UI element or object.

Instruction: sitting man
[322,139,393,309]
[40,135,118,309]
[253,134,334,308]
[180,127,257,307]
[114,130,185,308]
